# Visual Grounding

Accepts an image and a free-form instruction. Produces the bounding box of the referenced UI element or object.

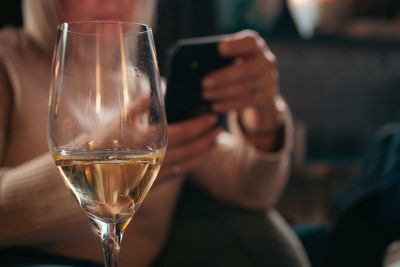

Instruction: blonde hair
[22,0,159,53]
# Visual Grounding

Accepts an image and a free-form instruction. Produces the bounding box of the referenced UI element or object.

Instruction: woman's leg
[152,180,310,267]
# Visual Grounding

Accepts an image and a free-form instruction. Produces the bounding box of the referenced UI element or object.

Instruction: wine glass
[47,21,167,267]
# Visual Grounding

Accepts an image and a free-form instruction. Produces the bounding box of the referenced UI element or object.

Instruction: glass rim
[58,20,151,36]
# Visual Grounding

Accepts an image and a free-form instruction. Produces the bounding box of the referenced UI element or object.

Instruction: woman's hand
[202,30,284,151]
[155,114,222,184]
[202,30,278,113]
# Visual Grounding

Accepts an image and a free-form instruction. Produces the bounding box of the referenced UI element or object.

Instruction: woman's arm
[191,96,293,209]
[0,58,92,247]
[0,62,11,165]
[0,153,93,247]
[202,30,283,152]
[193,30,293,209]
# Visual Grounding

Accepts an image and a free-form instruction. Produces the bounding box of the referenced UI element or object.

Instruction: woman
[0,0,309,266]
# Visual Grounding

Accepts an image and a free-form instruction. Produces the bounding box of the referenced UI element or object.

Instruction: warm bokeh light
[95,31,102,115]
[287,0,319,38]
[88,140,95,150]
[288,0,309,5]
[118,23,130,120]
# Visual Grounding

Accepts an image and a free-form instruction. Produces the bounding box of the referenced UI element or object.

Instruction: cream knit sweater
[0,28,295,266]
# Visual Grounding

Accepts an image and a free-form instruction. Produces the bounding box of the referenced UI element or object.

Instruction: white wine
[53,151,164,223]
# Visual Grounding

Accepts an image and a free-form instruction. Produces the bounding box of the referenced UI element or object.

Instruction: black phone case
[165,35,234,123]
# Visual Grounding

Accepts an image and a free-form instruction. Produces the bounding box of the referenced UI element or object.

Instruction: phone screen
[165,35,234,123]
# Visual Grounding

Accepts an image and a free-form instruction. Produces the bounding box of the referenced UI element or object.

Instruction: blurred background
[2,0,400,266]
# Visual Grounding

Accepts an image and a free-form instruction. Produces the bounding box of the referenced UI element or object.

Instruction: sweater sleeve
[0,153,93,247]
[0,45,12,166]
[190,96,294,209]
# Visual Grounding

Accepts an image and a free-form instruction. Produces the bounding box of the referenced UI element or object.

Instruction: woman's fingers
[156,143,216,182]
[202,54,273,89]
[218,30,268,57]
[168,114,218,145]
[165,126,222,165]
[155,113,223,184]
[201,30,279,113]
[156,125,222,182]
[203,69,277,100]
[203,69,278,112]
[202,30,276,89]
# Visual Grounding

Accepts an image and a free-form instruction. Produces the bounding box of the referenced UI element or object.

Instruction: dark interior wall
[270,39,400,160]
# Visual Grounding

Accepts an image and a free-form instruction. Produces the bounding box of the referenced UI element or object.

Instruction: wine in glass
[47,21,167,267]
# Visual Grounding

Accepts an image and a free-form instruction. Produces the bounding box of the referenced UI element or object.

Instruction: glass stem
[101,223,122,267]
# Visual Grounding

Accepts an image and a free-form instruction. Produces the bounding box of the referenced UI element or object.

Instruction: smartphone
[165,35,234,123]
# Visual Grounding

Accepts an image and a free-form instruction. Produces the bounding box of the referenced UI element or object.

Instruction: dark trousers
[152,181,309,267]
[326,193,400,267]
[0,181,309,267]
